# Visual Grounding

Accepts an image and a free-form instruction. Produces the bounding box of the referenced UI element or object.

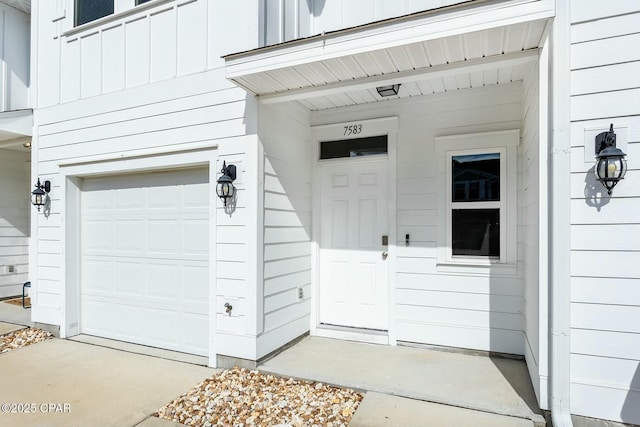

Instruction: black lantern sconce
[595,124,627,195]
[31,178,51,212]
[216,161,237,206]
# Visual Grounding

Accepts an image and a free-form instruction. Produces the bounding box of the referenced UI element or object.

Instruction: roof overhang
[0,109,32,151]
[224,0,554,110]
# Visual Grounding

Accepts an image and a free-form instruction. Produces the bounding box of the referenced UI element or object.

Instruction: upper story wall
[263,0,495,46]
[34,0,261,108]
[0,2,29,111]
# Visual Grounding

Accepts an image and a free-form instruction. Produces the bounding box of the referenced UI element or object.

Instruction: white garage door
[80,168,209,356]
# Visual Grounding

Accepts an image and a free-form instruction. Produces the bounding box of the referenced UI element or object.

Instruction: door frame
[58,146,219,365]
[310,116,398,345]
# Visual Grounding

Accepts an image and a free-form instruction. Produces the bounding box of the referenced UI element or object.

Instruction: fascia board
[225,0,554,79]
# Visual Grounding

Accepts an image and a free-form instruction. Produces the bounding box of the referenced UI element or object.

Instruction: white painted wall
[521,55,544,405]
[569,1,640,424]
[312,82,529,355]
[257,102,312,358]
[30,1,264,364]
[34,0,260,108]
[263,0,478,45]
[0,149,30,297]
[0,2,29,111]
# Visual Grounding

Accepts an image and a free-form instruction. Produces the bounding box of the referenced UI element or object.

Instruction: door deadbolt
[382,235,388,246]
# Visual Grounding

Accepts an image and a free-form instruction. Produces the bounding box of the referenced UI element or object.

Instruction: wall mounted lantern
[595,124,627,195]
[31,178,51,211]
[376,84,401,97]
[216,161,237,206]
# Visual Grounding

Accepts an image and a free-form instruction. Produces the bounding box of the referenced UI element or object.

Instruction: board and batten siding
[0,150,30,298]
[312,82,528,355]
[0,2,29,112]
[34,0,260,108]
[262,0,478,46]
[569,1,640,424]
[257,102,312,358]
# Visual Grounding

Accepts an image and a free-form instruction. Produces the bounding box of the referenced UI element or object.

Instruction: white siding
[312,82,527,355]
[0,149,30,297]
[521,58,544,402]
[31,68,251,328]
[0,3,29,111]
[263,0,479,46]
[257,102,312,358]
[34,0,261,108]
[569,2,640,424]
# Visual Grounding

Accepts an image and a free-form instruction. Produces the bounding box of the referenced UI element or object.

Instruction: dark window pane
[76,0,114,26]
[136,0,153,4]
[452,209,499,257]
[320,136,387,160]
[452,153,500,202]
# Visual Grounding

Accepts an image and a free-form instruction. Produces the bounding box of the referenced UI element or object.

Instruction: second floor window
[76,0,114,26]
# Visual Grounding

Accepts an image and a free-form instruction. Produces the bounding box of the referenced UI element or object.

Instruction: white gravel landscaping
[155,367,363,427]
[0,328,53,354]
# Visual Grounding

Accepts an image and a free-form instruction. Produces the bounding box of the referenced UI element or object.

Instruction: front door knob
[382,251,388,260]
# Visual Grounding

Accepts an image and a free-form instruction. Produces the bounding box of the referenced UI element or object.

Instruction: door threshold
[314,324,389,345]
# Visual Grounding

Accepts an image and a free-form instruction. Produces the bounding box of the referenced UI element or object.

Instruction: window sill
[63,0,174,38]
[436,261,517,276]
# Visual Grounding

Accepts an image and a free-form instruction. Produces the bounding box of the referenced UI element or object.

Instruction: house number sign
[343,124,363,136]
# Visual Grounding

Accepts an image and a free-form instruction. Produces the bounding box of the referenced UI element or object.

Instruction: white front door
[319,159,389,330]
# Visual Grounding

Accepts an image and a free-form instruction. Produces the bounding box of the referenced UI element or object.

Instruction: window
[320,136,388,160]
[435,130,518,270]
[75,0,114,26]
[136,0,154,4]
[450,152,502,258]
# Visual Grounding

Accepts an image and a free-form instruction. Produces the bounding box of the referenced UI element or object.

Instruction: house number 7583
[343,124,363,136]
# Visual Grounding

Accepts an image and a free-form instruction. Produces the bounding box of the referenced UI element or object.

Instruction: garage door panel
[114,219,144,253]
[115,187,143,210]
[82,299,113,335]
[81,168,210,356]
[184,219,208,255]
[83,259,114,292]
[147,262,181,300]
[148,219,180,254]
[114,261,144,296]
[183,265,209,302]
[83,220,113,252]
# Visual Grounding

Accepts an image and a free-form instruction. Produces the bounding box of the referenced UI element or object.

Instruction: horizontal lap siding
[258,103,312,358]
[33,70,249,326]
[0,150,30,297]
[570,3,640,424]
[313,83,526,355]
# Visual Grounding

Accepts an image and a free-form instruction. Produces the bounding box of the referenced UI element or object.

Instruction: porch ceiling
[0,0,30,14]
[226,18,549,111]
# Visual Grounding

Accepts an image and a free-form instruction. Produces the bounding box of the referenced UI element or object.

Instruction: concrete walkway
[0,298,33,327]
[0,339,214,427]
[0,321,25,336]
[259,336,545,426]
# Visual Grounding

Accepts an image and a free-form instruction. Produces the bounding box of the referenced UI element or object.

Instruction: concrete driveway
[0,338,214,427]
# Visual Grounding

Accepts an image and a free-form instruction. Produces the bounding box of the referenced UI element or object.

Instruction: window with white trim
[436,130,519,271]
[75,0,114,26]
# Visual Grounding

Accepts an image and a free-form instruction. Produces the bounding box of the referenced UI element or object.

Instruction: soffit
[230,19,547,111]
[225,0,553,111]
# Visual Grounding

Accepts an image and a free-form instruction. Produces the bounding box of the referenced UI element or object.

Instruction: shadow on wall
[621,363,640,424]
[308,0,326,16]
[583,165,610,211]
